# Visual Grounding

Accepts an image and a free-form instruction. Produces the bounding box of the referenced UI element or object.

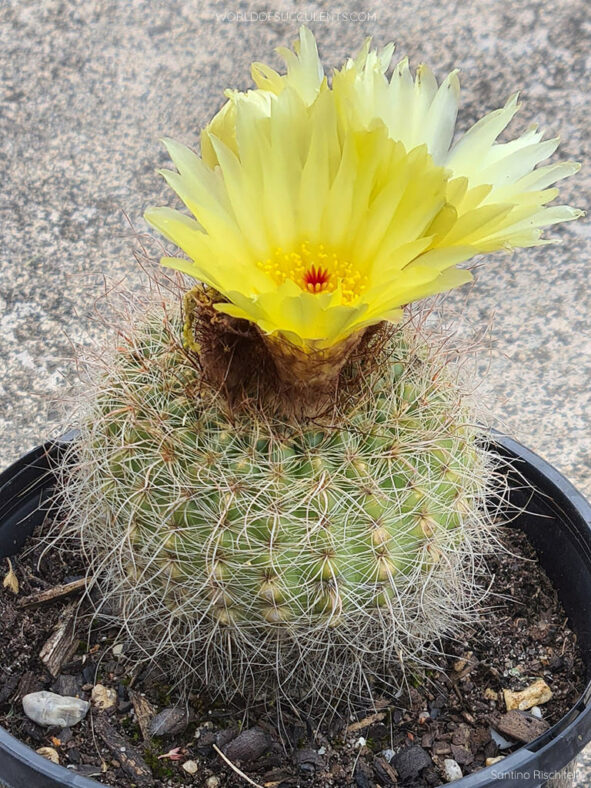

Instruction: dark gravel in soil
[0,527,586,787]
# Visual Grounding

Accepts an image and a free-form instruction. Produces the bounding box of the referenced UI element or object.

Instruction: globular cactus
[54,23,580,714]
[56,301,501,709]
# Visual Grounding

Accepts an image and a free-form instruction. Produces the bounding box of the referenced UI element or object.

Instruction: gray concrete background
[0,0,589,780]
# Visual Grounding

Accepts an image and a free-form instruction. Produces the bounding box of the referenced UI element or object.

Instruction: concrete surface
[0,0,589,781]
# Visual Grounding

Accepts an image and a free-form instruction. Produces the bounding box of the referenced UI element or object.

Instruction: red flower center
[257,242,368,303]
[303,265,330,293]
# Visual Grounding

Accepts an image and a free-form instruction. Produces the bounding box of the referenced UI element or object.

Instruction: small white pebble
[530,706,543,719]
[380,748,395,763]
[119,746,126,753]
[36,747,59,764]
[112,644,123,657]
[491,728,513,750]
[356,736,366,748]
[317,746,326,755]
[443,759,463,782]
[91,684,117,711]
[23,691,89,728]
[503,679,552,711]
[182,760,198,775]
[206,777,220,788]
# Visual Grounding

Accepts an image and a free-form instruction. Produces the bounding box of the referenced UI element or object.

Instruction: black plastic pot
[1,434,590,788]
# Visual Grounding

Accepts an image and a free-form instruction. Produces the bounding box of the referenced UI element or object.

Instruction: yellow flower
[330,43,581,254]
[145,28,580,355]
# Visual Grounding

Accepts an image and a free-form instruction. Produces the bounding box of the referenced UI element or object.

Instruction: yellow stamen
[257,241,367,303]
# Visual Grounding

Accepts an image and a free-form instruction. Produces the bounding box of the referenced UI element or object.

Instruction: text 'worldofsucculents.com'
[215,9,378,23]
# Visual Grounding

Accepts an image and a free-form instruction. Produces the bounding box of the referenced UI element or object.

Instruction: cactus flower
[145,28,580,355]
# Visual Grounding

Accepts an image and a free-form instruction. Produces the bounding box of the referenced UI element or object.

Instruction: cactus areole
[58,29,580,710]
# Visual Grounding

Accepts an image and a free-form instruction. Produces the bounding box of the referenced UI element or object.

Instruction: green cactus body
[59,307,498,707]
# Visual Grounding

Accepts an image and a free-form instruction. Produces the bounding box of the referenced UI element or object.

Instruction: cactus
[56,300,500,709]
[54,27,579,711]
